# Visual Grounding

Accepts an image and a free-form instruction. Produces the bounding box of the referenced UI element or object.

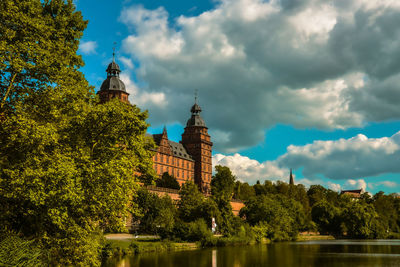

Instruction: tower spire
[194,89,198,104]
[289,168,294,185]
[112,42,117,63]
[162,125,168,137]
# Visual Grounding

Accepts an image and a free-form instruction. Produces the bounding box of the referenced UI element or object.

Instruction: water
[105,239,400,267]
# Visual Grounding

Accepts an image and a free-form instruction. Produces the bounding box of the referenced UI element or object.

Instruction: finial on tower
[194,89,198,104]
[162,125,168,136]
[112,42,117,62]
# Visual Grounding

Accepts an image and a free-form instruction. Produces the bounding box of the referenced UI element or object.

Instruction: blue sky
[75,0,400,194]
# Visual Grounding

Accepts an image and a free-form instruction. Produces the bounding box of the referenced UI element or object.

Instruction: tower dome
[97,50,130,103]
[186,101,206,127]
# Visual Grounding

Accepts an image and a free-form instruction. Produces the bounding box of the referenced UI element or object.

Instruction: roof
[147,133,194,161]
[106,61,121,73]
[100,76,127,92]
[168,140,194,161]
[341,189,363,194]
[186,114,206,127]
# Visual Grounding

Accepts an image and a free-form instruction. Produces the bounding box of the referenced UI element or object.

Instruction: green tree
[178,181,219,225]
[241,195,300,241]
[234,181,255,201]
[156,172,180,190]
[342,200,383,238]
[211,166,236,235]
[134,189,176,236]
[0,1,155,265]
[311,200,343,236]
[0,0,87,115]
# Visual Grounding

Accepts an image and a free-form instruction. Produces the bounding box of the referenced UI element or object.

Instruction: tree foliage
[0,0,155,265]
[156,172,180,190]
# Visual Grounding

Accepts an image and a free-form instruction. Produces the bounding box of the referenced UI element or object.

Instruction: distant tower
[181,93,213,193]
[289,168,294,185]
[97,48,129,103]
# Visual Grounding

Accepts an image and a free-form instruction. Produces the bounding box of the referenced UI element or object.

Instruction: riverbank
[103,232,333,259]
[296,234,335,241]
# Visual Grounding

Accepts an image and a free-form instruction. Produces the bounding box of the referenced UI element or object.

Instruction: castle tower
[97,52,129,103]
[181,97,213,193]
[289,168,294,185]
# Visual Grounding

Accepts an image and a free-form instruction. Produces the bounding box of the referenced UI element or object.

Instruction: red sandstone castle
[98,57,213,193]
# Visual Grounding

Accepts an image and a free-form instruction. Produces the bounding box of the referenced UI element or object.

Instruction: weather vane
[112,42,117,62]
[194,89,198,104]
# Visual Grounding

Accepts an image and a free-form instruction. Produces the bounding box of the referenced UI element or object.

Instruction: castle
[98,56,213,193]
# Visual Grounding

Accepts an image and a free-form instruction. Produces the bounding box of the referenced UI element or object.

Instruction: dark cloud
[119,0,400,152]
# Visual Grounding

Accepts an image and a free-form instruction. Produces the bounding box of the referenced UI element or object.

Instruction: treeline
[236,181,400,239]
[137,169,400,244]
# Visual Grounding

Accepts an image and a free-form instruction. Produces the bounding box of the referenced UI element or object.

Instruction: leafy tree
[241,195,299,241]
[311,200,343,236]
[211,165,236,235]
[0,0,87,115]
[156,172,180,190]
[134,189,176,236]
[342,200,383,238]
[0,1,155,265]
[178,181,219,225]
[178,182,207,222]
[307,185,328,207]
[233,181,255,201]
[372,192,399,233]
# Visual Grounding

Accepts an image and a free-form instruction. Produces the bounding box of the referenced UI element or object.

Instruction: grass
[296,234,335,241]
[103,238,199,259]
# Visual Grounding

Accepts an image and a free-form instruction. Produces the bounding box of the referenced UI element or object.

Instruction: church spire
[289,168,294,185]
[162,125,168,137]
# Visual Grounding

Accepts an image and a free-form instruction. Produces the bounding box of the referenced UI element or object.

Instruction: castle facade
[98,58,213,193]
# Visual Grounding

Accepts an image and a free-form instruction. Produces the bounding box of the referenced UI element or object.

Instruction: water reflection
[104,240,400,267]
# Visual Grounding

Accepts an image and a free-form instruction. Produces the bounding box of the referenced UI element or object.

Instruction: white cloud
[369,181,398,189]
[278,131,400,180]
[79,41,97,55]
[328,182,342,192]
[119,0,400,152]
[120,72,167,107]
[118,56,134,69]
[212,153,288,184]
[212,131,400,188]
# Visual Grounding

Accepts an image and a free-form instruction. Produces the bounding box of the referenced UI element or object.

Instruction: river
[105,239,400,267]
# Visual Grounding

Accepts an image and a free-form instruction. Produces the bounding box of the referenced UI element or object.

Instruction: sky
[75,0,400,195]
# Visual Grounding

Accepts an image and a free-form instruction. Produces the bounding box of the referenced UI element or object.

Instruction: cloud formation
[278,131,400,180]
[212,153,287,184]
[79,41,98,55]
[120,0,400,152]
[213,131,400,190]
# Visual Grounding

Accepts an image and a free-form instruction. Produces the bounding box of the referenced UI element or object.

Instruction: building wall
[152,152,195,186]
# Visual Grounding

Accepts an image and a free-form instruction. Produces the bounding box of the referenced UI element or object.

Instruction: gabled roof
[341,189,363,194]
[147,133,194,161]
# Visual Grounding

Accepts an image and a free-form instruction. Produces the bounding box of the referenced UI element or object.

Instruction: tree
[240,195,300,241]
[342,201,383,239]
[156,172,180,190]
[0,1,155,265]
[307,185,328,207]
[0,0,87,115]
[134,189,176,237]
[233,181,255,201]
[178,182,206,222]
[311,200,343,236]
[178,181,219,225]
[211,166,236,235]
